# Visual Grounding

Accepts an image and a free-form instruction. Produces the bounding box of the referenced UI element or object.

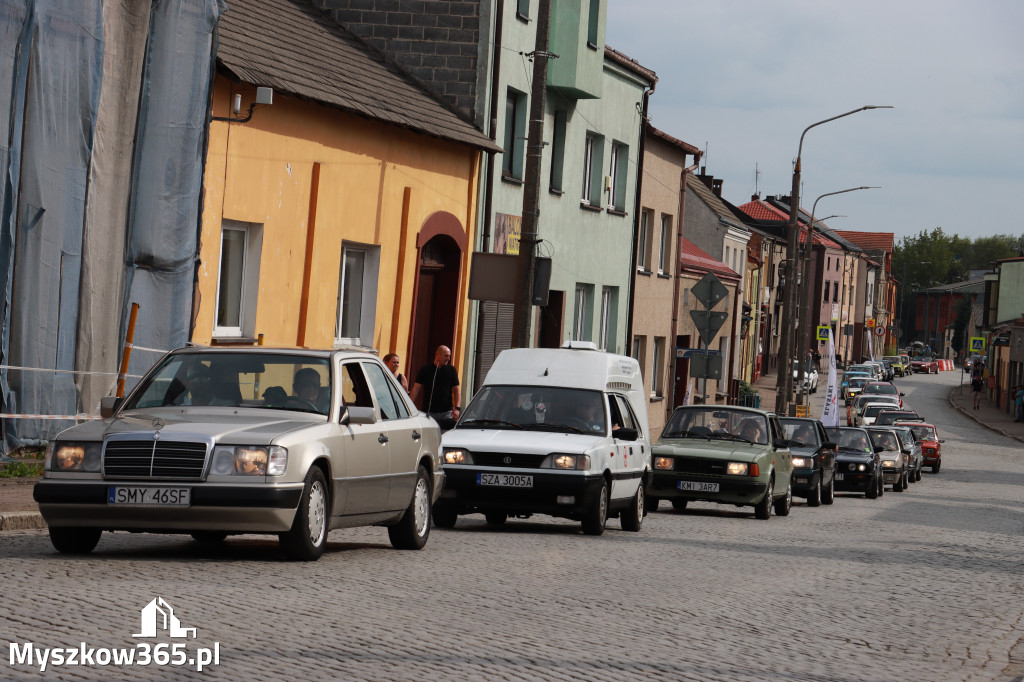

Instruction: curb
[0,511,46,531]
[947,387,1024,444]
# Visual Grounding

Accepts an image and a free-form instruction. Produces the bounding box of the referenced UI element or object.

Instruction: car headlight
[654,456,674,470]
[211,445,288,476]
[726,462,750,476]
[791,456,811,468]
[881,460,896,468]
[544,454,590,470]
[48,441,103,472]
[443,449,472,465]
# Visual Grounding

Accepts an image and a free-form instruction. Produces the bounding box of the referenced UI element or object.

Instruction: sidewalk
[948,381,1024,443]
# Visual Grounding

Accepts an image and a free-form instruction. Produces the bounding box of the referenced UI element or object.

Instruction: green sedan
[884,355,908,377]
[647,406,794,519]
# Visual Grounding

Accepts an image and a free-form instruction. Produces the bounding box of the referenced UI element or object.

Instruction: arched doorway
[409,212,465,378]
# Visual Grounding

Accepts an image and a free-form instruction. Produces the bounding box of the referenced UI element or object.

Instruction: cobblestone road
[2,370,1022,681]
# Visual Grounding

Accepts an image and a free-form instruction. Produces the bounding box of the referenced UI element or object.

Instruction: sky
[604,0,1024,244]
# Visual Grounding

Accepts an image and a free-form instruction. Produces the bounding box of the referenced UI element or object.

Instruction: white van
[434,342,651,535]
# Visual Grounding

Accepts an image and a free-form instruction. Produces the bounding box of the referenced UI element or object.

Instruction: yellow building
[194,0,497,382]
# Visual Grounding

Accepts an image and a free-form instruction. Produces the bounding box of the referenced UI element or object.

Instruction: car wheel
[484,511,508,526]
[865,473,879,499]
[893,472,903,492]
[916,466,923,482]
[388,466,432,550]
[190,531,228,544]
[620,483,644,532]
[581,480,609,536]
[807,473,822,507]
[432,502,458,528]
[647,497,660,513]
[754,475,774,520]
[671,498,688,512]
[822,472,835,505]
[774,478,792,516]
[933,461,941,473]
[280,466,329,561]
[48,527,102,555]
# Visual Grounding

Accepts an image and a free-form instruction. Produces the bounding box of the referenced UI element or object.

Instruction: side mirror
[614,427,639,441]
[899,392,905,396]
[822,441,837,452]
[939,439,945,443]
[340,405,377,425]
[100,396,122,418]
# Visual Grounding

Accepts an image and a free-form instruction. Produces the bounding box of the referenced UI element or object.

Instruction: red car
[910,356,938,374]
[896,421,943,472]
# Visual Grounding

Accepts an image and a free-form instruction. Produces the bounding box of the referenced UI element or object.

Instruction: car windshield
[124,351,332,415]
[663,407,770,445]
[869,430,899,451]
[779,419,820,447]
[847,377,870,389]
[458,385,610,435]
[863,404,892,418]
[891,428,914,448]
[864,384,897,395]
[884,356,901,364]
[826,428,872,453]
[908,424,938,441]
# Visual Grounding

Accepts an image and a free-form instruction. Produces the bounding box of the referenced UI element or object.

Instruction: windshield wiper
[529,422,585,434]
[663,429,711,439]
[458,418,523,430]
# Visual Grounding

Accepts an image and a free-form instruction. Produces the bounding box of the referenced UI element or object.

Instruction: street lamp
[775,105,894,416]
[796,186,878,403]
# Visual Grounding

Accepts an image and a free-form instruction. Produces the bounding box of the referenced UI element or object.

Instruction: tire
[916,466,922,482]
[647,497,660,513]
[807,473,822,507]
[280,466,329,561]
[822,472,835,505]
[388,466,432,550]
[774,479,792,516]
[432,502,458,528]
[581,480,609,536]
[620,483,644,532]
[484,511,508,526]
[933,461,941,473]
[190,531,228,544]
[755,476,774,520]
[866,473,879,499]
[671,498,688,512]
[48,527,101,555]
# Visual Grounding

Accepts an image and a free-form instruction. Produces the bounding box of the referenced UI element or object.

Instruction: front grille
[671,457,729,475]
[104,440,209,480]
[472,452,545,468]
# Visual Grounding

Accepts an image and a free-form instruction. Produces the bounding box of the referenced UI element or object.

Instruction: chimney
[712,178,723,197]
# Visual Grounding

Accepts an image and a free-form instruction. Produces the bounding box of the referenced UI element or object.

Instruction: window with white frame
[573,283,592,341]
[335,243,380,346]
[636,210,650,270]
[214,220,263,338]
[652,337,665,397]
[609,141,628,211]
[581,132,603,206]
[658,214,671,274]
[599,286,617,351]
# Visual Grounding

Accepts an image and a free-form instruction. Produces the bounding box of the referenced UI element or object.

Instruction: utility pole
[511,0,552,348]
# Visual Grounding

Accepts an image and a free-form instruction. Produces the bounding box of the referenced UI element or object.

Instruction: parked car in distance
[793,359,819,394]
[891,425,923,482]
[861,381,905,408]
[436,344,650,535]
[866,427,909,492]
[779,417,837,506]
[875,409,924,426]
[33,347,444,560]
[884,355,908,377]
[648,406,793,520]
[896,421,943,473]
[825,427,883,499]
[911,356,939,374]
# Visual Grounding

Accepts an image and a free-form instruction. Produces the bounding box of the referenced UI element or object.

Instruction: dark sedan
[779,417,837,507]
[825,427,883,499]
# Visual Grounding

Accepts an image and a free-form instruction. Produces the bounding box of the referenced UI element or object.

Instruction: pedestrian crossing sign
[817,326,831,341]
[969,337,985,352]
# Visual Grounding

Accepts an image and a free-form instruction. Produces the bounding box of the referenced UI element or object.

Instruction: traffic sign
[816,325,831,341]
[690,272,729,310]
[970,336,986,352]
[866,318,876,328]
[690,309,729,346]
[874,325,885,337]
[690,352,723,380]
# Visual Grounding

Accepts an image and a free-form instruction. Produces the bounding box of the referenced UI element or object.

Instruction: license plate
[795,477,808,484]
[835,474,844,481]
[678,480,719,493]
[107,486,191,506]
[477,473,533,488]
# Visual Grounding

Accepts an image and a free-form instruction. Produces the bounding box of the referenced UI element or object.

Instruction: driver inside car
[572,397,605,433]
[738,418,766,444]
[292,368,322,406]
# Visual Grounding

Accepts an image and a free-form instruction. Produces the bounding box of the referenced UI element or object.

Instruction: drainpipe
[625,78,655,351]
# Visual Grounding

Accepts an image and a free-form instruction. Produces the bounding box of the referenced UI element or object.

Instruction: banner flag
[821,329,840,426]
[867,325,875,362]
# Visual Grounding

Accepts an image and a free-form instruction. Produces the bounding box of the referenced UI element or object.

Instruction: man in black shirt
[411,345,461,422]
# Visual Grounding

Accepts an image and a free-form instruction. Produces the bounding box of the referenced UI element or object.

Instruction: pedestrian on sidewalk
[411,345,461,423]
[1015,385,1023,422]
[971,372,984,410]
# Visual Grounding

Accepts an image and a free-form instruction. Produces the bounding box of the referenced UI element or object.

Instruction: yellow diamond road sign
[817,326,831,341]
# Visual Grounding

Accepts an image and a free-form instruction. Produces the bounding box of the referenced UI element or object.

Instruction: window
[587,0,600,46]
[834,281,839,303]
[516,0,529,19]
[599,286,617,351]
[335,243,380,346]
[632,335,642,359]
[652,337,664,397]
[502,89,527,180]
[636,210,650,271]
[724,246,730,272]
[581,132,603,206]
[608,141,628,211]
[573,283,593,341]
[824,281,830,303]
[549,110,567,192]
[658,214,671,274]
[214,220,263,338]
